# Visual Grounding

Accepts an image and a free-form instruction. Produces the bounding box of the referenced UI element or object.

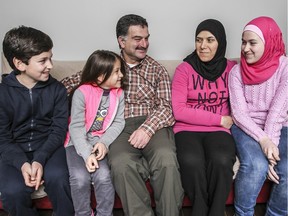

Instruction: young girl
[229,16,287,216]
[65,50,126,216]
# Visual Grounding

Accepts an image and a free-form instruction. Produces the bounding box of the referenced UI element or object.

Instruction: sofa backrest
[1,53,239,82]
[1,53,182,82]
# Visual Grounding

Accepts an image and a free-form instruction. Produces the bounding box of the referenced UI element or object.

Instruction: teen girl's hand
[129,128,151,149]
[220,116,234,129]
[86,153,98,172]
[267,164,279,184]
[259,137,280,165]
[92,143,108,161]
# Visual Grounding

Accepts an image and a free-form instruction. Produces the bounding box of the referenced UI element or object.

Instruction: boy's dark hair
[116,14,148,38]
[2,25,53,70]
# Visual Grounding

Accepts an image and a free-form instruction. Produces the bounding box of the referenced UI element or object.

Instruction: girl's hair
[80,50,126,87]
[68,50,126,110]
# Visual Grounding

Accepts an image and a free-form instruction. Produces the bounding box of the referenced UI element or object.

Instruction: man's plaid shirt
[61,54,175,137]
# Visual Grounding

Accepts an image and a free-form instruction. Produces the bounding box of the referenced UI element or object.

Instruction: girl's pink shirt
[172,60,236,134]
[229,56,288,146]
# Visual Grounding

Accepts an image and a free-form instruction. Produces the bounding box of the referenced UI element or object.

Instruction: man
[62,14,184,216]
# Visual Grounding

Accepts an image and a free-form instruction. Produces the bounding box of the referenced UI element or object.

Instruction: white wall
[0,0,287,64]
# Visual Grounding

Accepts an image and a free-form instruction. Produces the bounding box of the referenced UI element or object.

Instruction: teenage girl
[65,50,126,216]
[229,16,287,216]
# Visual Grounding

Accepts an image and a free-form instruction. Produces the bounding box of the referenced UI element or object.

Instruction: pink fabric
[79,85,122,136]
[244,25,265,44]
[172,60,236,134]
[64,84,122,146]
[229,56,288,146]
[240,16,285,85]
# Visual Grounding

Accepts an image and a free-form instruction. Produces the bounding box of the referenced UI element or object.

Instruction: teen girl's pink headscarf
[240,16,285,85]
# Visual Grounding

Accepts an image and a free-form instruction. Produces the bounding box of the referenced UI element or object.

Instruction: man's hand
[128,128,151,149]
[259,137,280,165]
[220,116,233,129]
[31,161,44,190]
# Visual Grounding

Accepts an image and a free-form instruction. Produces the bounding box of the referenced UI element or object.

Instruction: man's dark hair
[2,25,53,70]
[116,14,148,38]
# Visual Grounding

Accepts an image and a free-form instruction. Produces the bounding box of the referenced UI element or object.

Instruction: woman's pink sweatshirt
[172,60,236,134]
[228,56,288,146]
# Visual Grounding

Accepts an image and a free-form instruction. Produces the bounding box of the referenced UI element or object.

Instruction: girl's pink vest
[64,84,123,146]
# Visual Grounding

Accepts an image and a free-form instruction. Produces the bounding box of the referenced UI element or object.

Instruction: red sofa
[0,180,272,210]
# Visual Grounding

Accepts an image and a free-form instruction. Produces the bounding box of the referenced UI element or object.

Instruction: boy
[0,26,74,216]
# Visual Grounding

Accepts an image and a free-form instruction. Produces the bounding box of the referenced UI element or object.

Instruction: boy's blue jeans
[231,125,287,216]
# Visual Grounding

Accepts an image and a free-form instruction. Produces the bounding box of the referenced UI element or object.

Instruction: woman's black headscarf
[183,19,227,81]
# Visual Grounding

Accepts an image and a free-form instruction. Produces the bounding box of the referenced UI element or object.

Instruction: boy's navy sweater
[0,71,68,170]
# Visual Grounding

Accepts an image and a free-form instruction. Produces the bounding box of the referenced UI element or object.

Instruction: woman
[229,16,287,216]
[172,19,236,216]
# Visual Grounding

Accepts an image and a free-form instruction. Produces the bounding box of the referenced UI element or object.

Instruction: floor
[0,204,267,216]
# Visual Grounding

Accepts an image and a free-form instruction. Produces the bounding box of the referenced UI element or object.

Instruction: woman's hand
[221,116,234,129]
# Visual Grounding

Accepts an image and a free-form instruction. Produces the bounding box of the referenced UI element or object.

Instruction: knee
[209,156,234,170]
[44,168,70,189]
[109,150,134,172]
[70,171,91,189]
[109,154,133,180]
[1,184,31,203]
[151,148,179,171]
[94,167,112,183]
[240,156,268,176]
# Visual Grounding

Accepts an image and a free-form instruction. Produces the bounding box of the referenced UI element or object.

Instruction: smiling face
[99,59,124,89]
[15,50,53,87]
[241,30,265,64]
[118,25,150,64]
[195,31,218,62]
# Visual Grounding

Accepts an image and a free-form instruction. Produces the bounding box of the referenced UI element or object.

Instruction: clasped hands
[86,143,108,173]
[259,137,280,184]
[21,161,44,190]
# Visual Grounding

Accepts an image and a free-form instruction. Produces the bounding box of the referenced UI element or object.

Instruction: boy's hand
[31,161,44,190]
[21,162,36,187]
[86,154,98,172]
[92,143,108,160]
